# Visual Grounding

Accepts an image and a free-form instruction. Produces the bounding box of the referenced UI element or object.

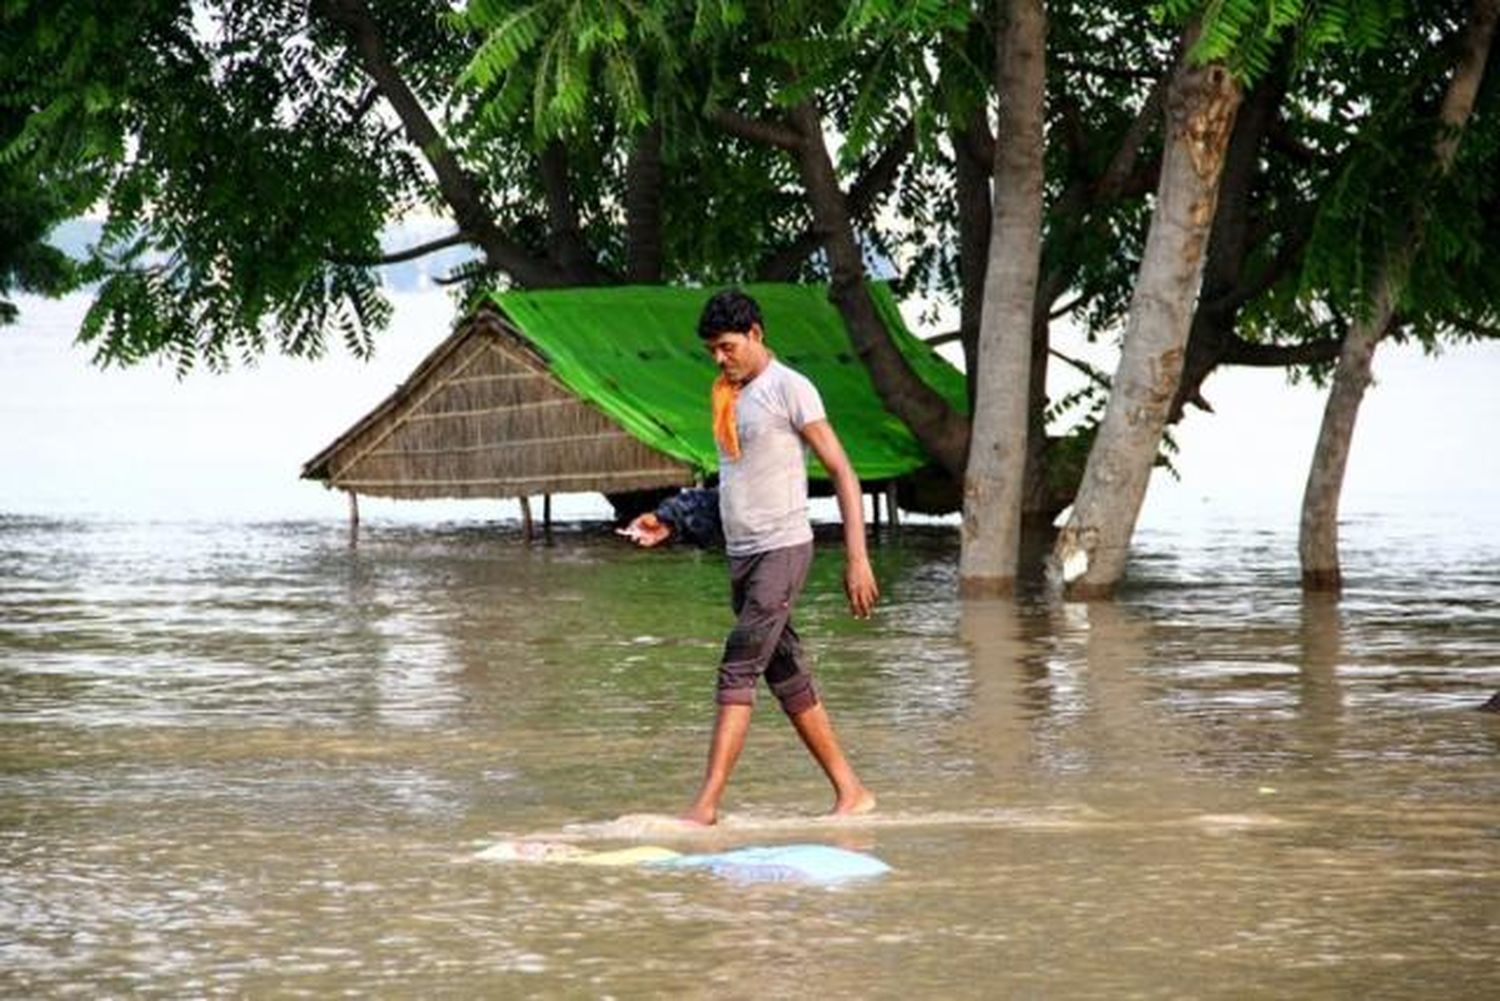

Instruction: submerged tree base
[1302,568,1343,593]
[959,576,1018,599]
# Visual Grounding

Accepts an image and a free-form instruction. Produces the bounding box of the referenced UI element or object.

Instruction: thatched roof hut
[301,283,967,519]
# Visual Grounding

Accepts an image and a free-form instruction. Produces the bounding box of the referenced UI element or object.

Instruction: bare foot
[678,805,718,827]
[830,787,877,817]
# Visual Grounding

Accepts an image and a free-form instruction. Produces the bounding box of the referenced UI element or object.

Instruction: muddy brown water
[2,515,1497,998]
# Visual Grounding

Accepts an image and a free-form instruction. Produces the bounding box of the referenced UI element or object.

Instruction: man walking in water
[625,289,878,825]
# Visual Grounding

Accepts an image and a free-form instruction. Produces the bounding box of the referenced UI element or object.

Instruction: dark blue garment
[653,488,722,549]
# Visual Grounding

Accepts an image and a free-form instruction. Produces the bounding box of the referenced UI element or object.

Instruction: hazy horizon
[3,288,1497,536]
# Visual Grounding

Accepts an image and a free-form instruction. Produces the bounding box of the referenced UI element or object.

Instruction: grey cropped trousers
[716,541,819,716]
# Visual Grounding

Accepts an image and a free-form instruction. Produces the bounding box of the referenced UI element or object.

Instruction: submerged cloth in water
[653,843,890,883]
[476,839,890,884]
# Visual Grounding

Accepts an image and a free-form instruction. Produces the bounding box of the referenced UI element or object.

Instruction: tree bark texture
[624,125,665,283]
[960,0,1047,596]
[1300,0,1499,592]
[787,101,972,478]
[1171,67,1284,421]
[539,140,610,284]
[1050,42,1242,599]
[954,107,994,410]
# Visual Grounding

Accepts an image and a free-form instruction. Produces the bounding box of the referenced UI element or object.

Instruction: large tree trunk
[624,125,664,283]
[960,0,1047,596]
[954,107,994,411]
[1050,39,1242,599]
[1171,66,1286,421]
[539,141,611,284]
[787,101,971,478]
[1301,0,1499,592]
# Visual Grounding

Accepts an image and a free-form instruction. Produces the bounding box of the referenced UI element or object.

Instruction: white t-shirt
[717,359,827,557]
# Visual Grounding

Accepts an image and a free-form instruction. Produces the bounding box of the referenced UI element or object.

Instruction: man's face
[705,327,764,384]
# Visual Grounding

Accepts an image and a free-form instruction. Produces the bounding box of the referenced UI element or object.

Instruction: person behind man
[624,288,878,825]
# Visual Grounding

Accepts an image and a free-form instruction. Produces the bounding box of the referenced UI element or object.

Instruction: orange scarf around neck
[711,374,741,461]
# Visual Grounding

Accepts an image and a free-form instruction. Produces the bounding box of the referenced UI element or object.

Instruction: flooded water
[2,513,1498,998]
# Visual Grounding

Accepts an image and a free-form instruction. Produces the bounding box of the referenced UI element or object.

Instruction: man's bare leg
[681,703,753,825]
[788,701,876,815]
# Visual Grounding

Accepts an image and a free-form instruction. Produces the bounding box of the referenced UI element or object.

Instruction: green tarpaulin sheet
[488,283,967,482]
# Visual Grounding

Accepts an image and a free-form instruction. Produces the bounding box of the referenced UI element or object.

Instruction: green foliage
[456,0,672,137]
[1231,0,1500,369]
[1155,0,1407,81]
[6,0,1495,390]
[1,0,460,370]
[0,109,83,323]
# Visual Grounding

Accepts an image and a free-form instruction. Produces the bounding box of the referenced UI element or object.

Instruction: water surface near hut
[2,513,1498,998]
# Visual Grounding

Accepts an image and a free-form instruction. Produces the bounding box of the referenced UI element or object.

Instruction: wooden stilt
[347,490,360,546]
[886,481,901,531]
[543,494,552,536]
[520,495,534,541]
[872,489,883,533]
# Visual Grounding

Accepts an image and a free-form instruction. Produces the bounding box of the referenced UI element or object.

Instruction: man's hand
[618,512,673,548]
[845,555,879,619]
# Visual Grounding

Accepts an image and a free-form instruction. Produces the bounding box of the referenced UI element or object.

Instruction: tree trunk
[1301,0,1499,592]
[1298,302,1391,592]
[624,125,664,283]
[787,101,971,478]
[1171,66,1285,422]
[539,140,611,284]
[954,107,994,411]
[1021,308,1056,523]
[1050,40,1242,599]
[960,0,1047,596]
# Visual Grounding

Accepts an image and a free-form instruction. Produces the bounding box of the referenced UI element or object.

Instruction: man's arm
[622,488,722,548]
[800,420,879,618]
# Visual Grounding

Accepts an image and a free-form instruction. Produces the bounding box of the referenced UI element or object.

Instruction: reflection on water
[2,514,1498,998]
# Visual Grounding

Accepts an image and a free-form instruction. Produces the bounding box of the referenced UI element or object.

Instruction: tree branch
[1048,293,1086,320]
[1207,221,1310,315]
[1093,74,1167,202]
[312,0,567,289]
[328,231,472,267]
[1222,335,1343,367]
[1034,71,1167,320]
[706,107,804,151]
[756,121,916,281]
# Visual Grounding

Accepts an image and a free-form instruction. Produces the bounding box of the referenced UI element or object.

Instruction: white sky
[2,289,1496,530]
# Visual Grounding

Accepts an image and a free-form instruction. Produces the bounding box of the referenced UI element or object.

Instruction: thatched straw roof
[300,308,695,499]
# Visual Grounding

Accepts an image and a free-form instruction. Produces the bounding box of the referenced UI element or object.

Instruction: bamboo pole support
[347,490,360,546]
[520,495,534,541]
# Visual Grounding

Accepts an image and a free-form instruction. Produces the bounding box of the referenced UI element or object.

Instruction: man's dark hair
[697,288,763,341]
